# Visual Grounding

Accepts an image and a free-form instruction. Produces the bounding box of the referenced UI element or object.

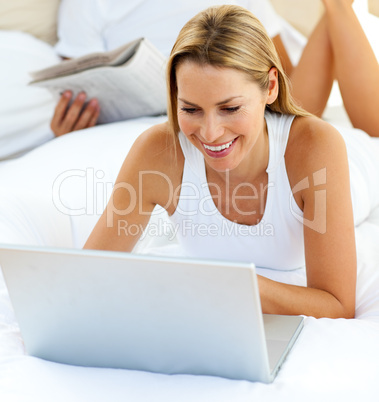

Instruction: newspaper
[29,38,167,124]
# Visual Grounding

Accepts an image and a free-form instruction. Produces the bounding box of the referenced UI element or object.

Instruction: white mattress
[1,26,379,402]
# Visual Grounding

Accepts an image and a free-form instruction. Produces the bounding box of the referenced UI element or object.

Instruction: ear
[266,67,279,105]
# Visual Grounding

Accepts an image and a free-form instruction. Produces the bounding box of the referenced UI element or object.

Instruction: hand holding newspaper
[29,38,167,124]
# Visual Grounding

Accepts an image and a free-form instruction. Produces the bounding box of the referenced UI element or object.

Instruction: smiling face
[176,60,278,178]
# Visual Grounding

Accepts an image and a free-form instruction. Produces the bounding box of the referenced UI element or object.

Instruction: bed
[1,2,379,401]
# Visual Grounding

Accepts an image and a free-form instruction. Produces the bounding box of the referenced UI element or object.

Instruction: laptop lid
[0,244,303,383]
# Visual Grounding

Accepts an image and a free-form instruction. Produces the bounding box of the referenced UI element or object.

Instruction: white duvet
[1,29,379,402]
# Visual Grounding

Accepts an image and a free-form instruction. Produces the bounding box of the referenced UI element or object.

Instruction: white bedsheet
[0,117,379,402]
[1,23,379,402]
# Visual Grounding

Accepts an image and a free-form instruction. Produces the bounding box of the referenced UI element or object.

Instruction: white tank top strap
[265,111,296,174]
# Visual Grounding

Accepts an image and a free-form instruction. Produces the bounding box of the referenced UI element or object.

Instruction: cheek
[230,115,254,137]
[177,114,196,135]
[239,106,266,135]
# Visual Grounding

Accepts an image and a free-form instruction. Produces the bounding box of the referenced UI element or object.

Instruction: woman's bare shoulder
[123,121,183,173]
[284,115,350,214]
[288,116,344,148]
[289,115,345,148]
[286,115,347,178]
[117,122,184,207]
[132,122,176,156]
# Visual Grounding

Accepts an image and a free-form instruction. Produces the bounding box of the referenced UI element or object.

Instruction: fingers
[50,91,100,137]
[73,98,101,131]
[61,91,88,133]
[51,91,73,136]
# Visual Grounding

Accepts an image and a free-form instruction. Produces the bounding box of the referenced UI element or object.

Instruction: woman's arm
[258,117,356,318]
[84,123,178,252]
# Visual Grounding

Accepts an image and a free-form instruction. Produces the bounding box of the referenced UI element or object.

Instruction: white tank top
[169,111,305,270]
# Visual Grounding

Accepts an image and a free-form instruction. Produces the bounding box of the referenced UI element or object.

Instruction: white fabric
[1,117,379,401]
[55,0,284,58]
[0,115,171,250]
[170,112,305,270]
[335,125,379,226]
[0,31,59,160]
[2,15,379,402]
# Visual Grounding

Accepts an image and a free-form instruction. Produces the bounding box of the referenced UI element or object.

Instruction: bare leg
[272,34,294,77]
[290,14,335,117]
[322,0,379,137]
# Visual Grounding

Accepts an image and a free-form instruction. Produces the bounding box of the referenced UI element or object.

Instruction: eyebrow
[178,96,243,107]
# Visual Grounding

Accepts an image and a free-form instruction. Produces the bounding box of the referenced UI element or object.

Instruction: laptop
[0,243,303,383]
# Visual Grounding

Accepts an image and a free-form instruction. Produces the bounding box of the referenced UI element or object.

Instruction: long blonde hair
[166,5,309,137]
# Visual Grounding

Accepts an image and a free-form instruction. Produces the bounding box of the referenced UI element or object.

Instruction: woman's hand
[50,90,100,137]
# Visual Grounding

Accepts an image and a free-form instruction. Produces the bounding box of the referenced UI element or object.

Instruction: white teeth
[203,139,234,152]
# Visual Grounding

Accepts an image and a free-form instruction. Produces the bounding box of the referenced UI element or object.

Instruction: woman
[84,5,379,318]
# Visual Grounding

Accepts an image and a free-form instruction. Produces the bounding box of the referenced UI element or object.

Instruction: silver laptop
[0,244,303,383]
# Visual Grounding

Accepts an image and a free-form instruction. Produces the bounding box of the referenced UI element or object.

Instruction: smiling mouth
[202,138,237,152]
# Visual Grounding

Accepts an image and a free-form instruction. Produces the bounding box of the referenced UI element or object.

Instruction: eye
[222,106,241,113]
[180,107,198,114]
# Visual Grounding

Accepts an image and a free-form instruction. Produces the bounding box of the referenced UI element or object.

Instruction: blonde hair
[166,5,310,137]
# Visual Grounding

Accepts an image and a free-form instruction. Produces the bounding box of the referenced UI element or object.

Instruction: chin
[205,157,239,173]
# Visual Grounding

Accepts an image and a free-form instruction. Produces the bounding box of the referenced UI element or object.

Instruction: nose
[200,113,224,144]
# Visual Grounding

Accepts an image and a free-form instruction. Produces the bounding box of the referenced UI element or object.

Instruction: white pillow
[0,31,60,160]
[0,116,174,251]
